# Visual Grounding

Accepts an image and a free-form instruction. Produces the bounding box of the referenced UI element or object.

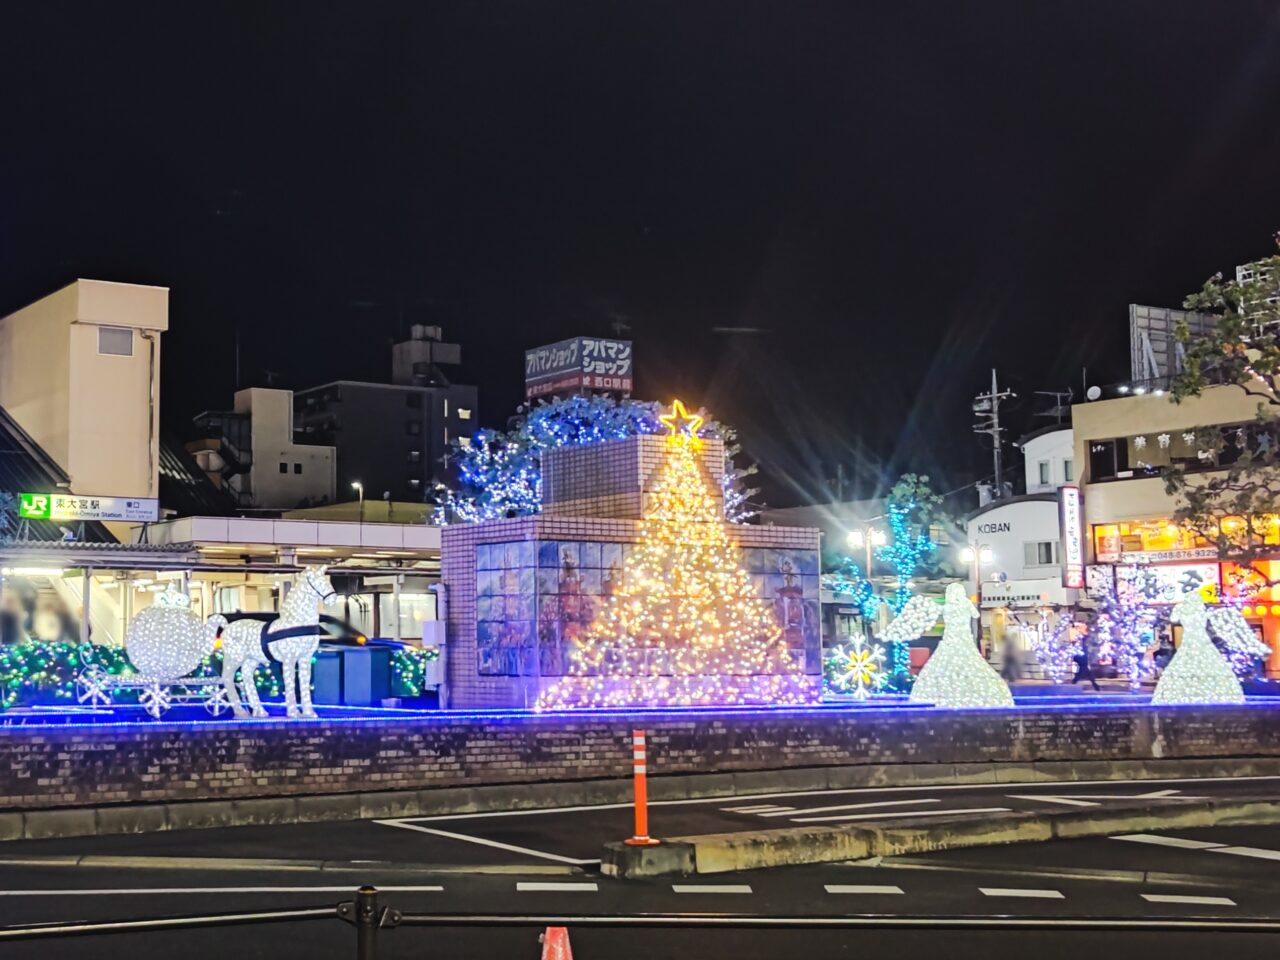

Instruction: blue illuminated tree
[873,474,947,685]
[432,395,760,524]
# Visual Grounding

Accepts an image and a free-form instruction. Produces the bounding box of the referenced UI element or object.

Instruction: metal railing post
[355,885,380,960]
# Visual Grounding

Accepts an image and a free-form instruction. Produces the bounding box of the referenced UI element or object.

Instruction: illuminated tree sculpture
[1091,566,1164,691]
[537,400,812,709]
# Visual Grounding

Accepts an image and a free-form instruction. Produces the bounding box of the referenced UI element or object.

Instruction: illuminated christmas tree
[537,400,812,709]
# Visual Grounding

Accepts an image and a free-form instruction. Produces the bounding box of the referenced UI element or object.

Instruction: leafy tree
[432,394,761,524]
[1168,235,1280,579]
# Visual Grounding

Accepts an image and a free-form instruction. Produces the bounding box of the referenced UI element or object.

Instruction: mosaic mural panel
[475,539,821,676]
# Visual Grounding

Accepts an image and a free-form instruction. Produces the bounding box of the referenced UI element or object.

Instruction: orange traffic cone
[540,926,573,960]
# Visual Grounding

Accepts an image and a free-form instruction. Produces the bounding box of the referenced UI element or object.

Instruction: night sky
[3,2,1279,508]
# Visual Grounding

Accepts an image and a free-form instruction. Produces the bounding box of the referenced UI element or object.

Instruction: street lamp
[351,480,364,521]
[959,543,994,646]
[846,525,888,577]
[847,524,888,638]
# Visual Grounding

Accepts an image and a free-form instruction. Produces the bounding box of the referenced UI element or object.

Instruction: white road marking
[1207,846,1280,861]
[516,882,598,892]
[824,884,905,895]
[792,806,1011,824]
[1142,893,1236,906]
[672,884,753,894]
[373,819,599,866]
[392,775,1280,823]
[980,887,1065,900]
[1010,789,1202,808]
[762,798,940,818]
[0,886,444,896]
[722,804,795,813]
[1111,834,1227,850]
[1007,795,1099,807]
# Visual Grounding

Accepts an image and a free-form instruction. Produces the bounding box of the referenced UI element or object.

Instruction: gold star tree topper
[659,399,704,439]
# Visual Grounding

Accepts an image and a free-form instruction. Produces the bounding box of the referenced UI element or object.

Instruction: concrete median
[601,796,1280,878]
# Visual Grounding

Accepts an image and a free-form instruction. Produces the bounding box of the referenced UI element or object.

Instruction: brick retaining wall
[2,703,1278,810]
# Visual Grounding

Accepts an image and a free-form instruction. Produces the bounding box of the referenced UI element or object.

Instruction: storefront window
[377,591,438,641]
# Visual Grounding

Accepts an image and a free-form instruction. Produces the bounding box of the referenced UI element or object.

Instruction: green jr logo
[18,493,51,520]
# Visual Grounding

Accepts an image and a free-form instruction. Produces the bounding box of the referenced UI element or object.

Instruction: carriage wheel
[139,683,172,719]
[75,666,111,707]
[204,685,231,717]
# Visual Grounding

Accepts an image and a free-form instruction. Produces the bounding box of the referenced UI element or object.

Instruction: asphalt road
[5,777,1280,958]
[6,774,1277,867]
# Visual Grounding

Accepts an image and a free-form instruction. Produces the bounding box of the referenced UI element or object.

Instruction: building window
[293,463,302,474]
[278,462,288,474]
[406,421,421,436]
[1024,541,1058,566]
[406,393,421,409]
[1063,458,1074,482]
[457,407,473,420]
[1038,461,1050,485]
[97,326,133,357]
[407,450,421,463]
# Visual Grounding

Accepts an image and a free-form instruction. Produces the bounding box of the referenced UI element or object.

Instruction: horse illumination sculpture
[208,565,336,719]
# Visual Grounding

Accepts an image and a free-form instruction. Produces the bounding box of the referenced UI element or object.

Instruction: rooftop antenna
[1033,388,1073,424]
[972,369,1016,501]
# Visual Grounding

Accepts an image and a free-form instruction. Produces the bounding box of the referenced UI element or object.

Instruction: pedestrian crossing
[4,879,1238,911]
[720,788,1205,826]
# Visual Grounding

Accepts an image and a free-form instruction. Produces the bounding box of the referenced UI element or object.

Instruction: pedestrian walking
[1071,649,1100,691]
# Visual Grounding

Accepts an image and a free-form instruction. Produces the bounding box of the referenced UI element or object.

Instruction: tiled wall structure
[4,705,1277,810]
[441,435,822,709]
[542,434,725,519]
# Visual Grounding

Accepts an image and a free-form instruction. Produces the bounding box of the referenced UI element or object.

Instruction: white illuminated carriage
[76,583,230,718]
[1151,593,1271,705]
[76,566,336,720]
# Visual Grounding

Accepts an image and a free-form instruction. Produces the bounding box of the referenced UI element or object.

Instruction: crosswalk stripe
[1111,834,1227,850]
[763,798,940,819]
[672,884,752,894]
[722,804,794,813]
[515,882,598,892]
[793,806,1010,824]
[980,887,1064,899]
[1207,846,1280,861]
[1142,893,1236,906]
[824,884,905,895]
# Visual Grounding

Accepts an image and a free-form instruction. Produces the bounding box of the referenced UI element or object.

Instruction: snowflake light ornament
[828,636,887,699]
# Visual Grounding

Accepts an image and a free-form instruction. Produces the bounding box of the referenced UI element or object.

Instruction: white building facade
[965,425,1079,674]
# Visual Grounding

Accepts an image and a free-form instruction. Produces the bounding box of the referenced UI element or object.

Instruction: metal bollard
[355,885,380,960]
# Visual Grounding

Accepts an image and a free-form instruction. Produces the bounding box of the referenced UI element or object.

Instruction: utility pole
[972,369,1016,501]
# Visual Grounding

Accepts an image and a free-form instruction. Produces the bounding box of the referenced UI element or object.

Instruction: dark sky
[3,2,1279,508]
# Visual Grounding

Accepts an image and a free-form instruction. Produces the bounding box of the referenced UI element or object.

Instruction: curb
[4,756,1280,842]
[600,796,1280,878]
[0,853,581,875]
